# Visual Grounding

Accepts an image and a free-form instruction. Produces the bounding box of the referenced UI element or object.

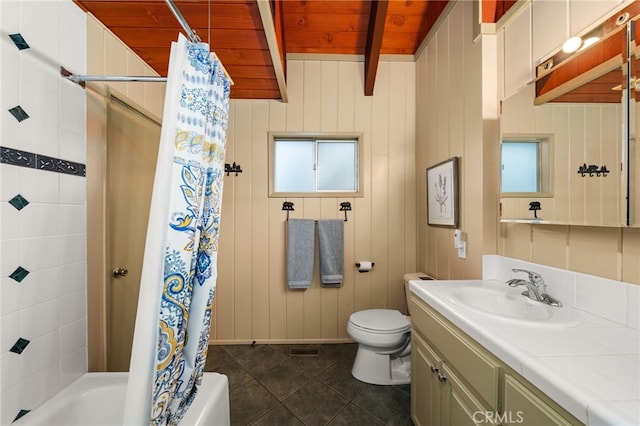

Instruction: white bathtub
[13,372,230,426]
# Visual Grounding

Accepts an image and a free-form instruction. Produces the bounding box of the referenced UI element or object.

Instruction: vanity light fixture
[561,34,600,54]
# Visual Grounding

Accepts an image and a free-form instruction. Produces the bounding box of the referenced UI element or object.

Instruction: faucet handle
[511,268,545,286]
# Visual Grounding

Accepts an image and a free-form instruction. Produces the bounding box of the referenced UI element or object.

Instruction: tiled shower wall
[0,1,87,424]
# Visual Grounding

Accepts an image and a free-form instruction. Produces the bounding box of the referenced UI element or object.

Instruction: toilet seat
[348,309,410,334]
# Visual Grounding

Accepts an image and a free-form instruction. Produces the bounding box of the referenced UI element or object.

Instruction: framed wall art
[426,157,459,227]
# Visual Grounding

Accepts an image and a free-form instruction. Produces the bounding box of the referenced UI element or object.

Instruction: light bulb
[580,36,600,50]
[562,36,582,53]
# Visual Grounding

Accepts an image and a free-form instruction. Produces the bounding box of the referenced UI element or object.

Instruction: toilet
[347,308,411,385]
[346,273,424,385]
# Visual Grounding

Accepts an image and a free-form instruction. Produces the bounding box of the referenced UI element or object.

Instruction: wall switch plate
[453,229,466,258]
[457,241,466,259]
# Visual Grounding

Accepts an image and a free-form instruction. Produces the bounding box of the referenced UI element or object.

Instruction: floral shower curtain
[123,33,231,426]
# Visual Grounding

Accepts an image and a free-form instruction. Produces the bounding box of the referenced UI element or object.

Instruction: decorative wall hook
[529,201,541,219]
[282,201,295,221]
[577,163,609,177]
[340,201,352,222]
[225,162,243,176]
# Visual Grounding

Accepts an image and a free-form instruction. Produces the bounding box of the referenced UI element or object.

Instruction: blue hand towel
[286,219,315,289]
[317,219,344,287]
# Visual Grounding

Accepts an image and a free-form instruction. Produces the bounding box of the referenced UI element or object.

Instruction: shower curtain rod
[60,67,168,85]
[165,0,200,43]
[61,0,233,86]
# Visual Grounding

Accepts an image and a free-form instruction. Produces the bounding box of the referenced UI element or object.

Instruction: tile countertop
[409,279,640,426]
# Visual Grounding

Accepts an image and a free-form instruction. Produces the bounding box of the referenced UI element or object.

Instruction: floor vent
[290,348,319,357]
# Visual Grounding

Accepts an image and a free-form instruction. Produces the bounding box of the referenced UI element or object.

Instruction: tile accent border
[1,146,86,177]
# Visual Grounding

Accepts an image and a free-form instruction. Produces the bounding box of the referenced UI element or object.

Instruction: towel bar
[282,201,352,222]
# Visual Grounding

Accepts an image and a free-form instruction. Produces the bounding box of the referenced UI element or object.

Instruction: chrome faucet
[507,268,562,307]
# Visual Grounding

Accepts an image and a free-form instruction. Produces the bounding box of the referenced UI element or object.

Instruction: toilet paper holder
[355,261,375,272]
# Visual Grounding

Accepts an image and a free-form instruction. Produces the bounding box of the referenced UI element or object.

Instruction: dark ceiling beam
[257,0,288,102]
[271,0,287,80]
[364,0,388,96]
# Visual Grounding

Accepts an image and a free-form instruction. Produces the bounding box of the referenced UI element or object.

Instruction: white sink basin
[448,286,584,327]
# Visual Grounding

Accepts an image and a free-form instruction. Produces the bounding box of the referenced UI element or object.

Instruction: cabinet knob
[430,365,439,373]
[438,373,447,382]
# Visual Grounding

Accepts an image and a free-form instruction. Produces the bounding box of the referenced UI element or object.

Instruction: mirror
[500,5,635,227]
[630,17,640,226]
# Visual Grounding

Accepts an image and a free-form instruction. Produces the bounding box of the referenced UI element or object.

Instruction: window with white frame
[269,133,363,197]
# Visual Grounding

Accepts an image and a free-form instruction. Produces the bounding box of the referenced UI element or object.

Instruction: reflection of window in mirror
[269,132,363,197]
[501,135,552,197]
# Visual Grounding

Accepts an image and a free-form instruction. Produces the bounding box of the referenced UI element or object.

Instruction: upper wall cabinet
[500,1,639,227]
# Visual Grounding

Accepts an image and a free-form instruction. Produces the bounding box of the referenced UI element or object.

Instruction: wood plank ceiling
[73,0,515,101]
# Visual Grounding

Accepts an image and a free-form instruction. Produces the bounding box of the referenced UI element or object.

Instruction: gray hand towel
[286,219,315,289]
[317,219,344,287]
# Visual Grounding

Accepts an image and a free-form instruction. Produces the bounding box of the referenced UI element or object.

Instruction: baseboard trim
[209,338,353,345]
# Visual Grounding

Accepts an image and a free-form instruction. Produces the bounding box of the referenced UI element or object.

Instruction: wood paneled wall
[415,1,500,280]
[211,59,417,343]
[414,0,640,286]
[498,224,640,284]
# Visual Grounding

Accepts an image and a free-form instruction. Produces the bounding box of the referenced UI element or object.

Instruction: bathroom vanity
[409,290,579,425]
[408,256,640,426]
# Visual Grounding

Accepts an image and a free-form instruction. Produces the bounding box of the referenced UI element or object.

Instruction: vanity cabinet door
[441,364,498,426]
[410,295,501,410]
[412,331,443,426]
[504,374,580,426]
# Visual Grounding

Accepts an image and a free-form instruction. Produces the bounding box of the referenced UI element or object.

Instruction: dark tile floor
[205,343,412,425]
